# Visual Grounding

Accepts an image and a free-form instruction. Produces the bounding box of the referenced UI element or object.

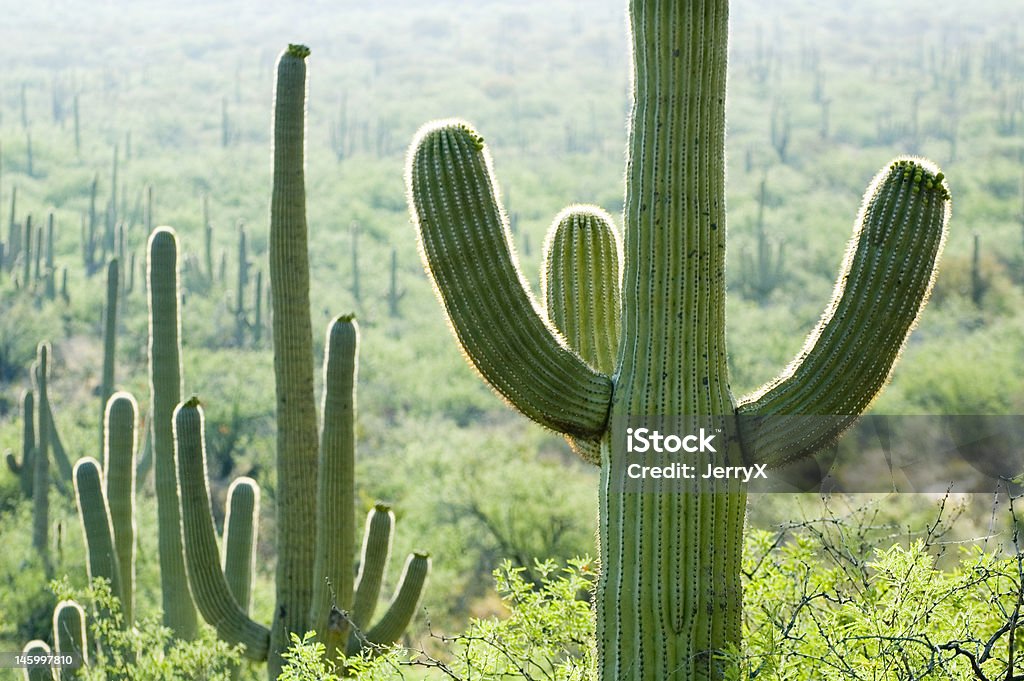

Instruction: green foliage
[51,578,242,681]
[727,506,1024,681]
[280,558,596,681]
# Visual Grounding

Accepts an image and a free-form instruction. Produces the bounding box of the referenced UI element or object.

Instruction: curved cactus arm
[53,599,88,670]
[103,392,137,624]
[73,458,122,606]
[222,476,259,613]
[173,399,270,660]
[310,316,358,660]
[20,640,53,681]
[737,159,950,468]
[541,206,622,464]
[147,226,198,638]
[361,552,430,651]
[349,503,394,632]
[406,120,613,439]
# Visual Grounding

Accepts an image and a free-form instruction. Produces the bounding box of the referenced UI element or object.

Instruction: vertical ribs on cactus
[53,600,89,669]
[405,1,950,678]
[73,393,138,626]
[147,227,199,639]
[174,322,430,669]
[169,45,429,678]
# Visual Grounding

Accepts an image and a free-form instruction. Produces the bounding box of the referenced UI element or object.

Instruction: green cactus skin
[32,343,50,563]
[268,44,319,669]
[44,213,55,300]
[33,223,42,284]
[7,185,18,272]
[406,2,951,678]
[172,44,427,679]
[407,125,612,438]
[101,258,119,451]
[541,206,622,464]
[20,640,52,681]
[53,599,88,676]
[147,227,198,639]
[103,392,136,624]
[253,270,263,345]
[736,159,949,468]
[15,389,35,498]
[387,248,405,318]
[349,503,393,635]
[173,399,271,660]
[235,224,249,344]
[363,552,431,648]
[22,215,32,289]
[310,316,357,661]
[73,458,122,606]
[223,477,259,612]
[739,176,785,303]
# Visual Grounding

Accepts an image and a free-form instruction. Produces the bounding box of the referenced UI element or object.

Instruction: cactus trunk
[268,44,318,673]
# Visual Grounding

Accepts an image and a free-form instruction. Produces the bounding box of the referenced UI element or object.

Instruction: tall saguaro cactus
[148,227,198,638]
[172,46,429,680]
[406,2,951,679]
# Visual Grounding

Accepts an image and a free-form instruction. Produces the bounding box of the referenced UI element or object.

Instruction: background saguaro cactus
[406,2,951,679]
[170,46,429,680]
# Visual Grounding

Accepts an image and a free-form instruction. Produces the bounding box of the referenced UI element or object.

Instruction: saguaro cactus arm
[737,160,950,469]
[363,552,431,648]
[148,226,198,638]
[310,316,358,660]
[174,399,270,660]
[73,458,122,604]
[222,476,259,613]
[541,206,622,463]
[53,600,88,669]
[103,392,137,623]
[345,505,430,656]
[407,121,613,439]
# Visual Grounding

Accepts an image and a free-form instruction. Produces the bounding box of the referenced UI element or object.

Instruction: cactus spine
[173,46,429,678]
[147,227,198,638]
[406,2,951,679]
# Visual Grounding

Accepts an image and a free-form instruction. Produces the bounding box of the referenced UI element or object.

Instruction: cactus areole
[407,2,950,680]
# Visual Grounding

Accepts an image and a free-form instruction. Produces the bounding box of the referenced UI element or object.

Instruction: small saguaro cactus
[174,321,429,675]
[739,175,785,303]
[169,45,429,680]
[406,2,951,679]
